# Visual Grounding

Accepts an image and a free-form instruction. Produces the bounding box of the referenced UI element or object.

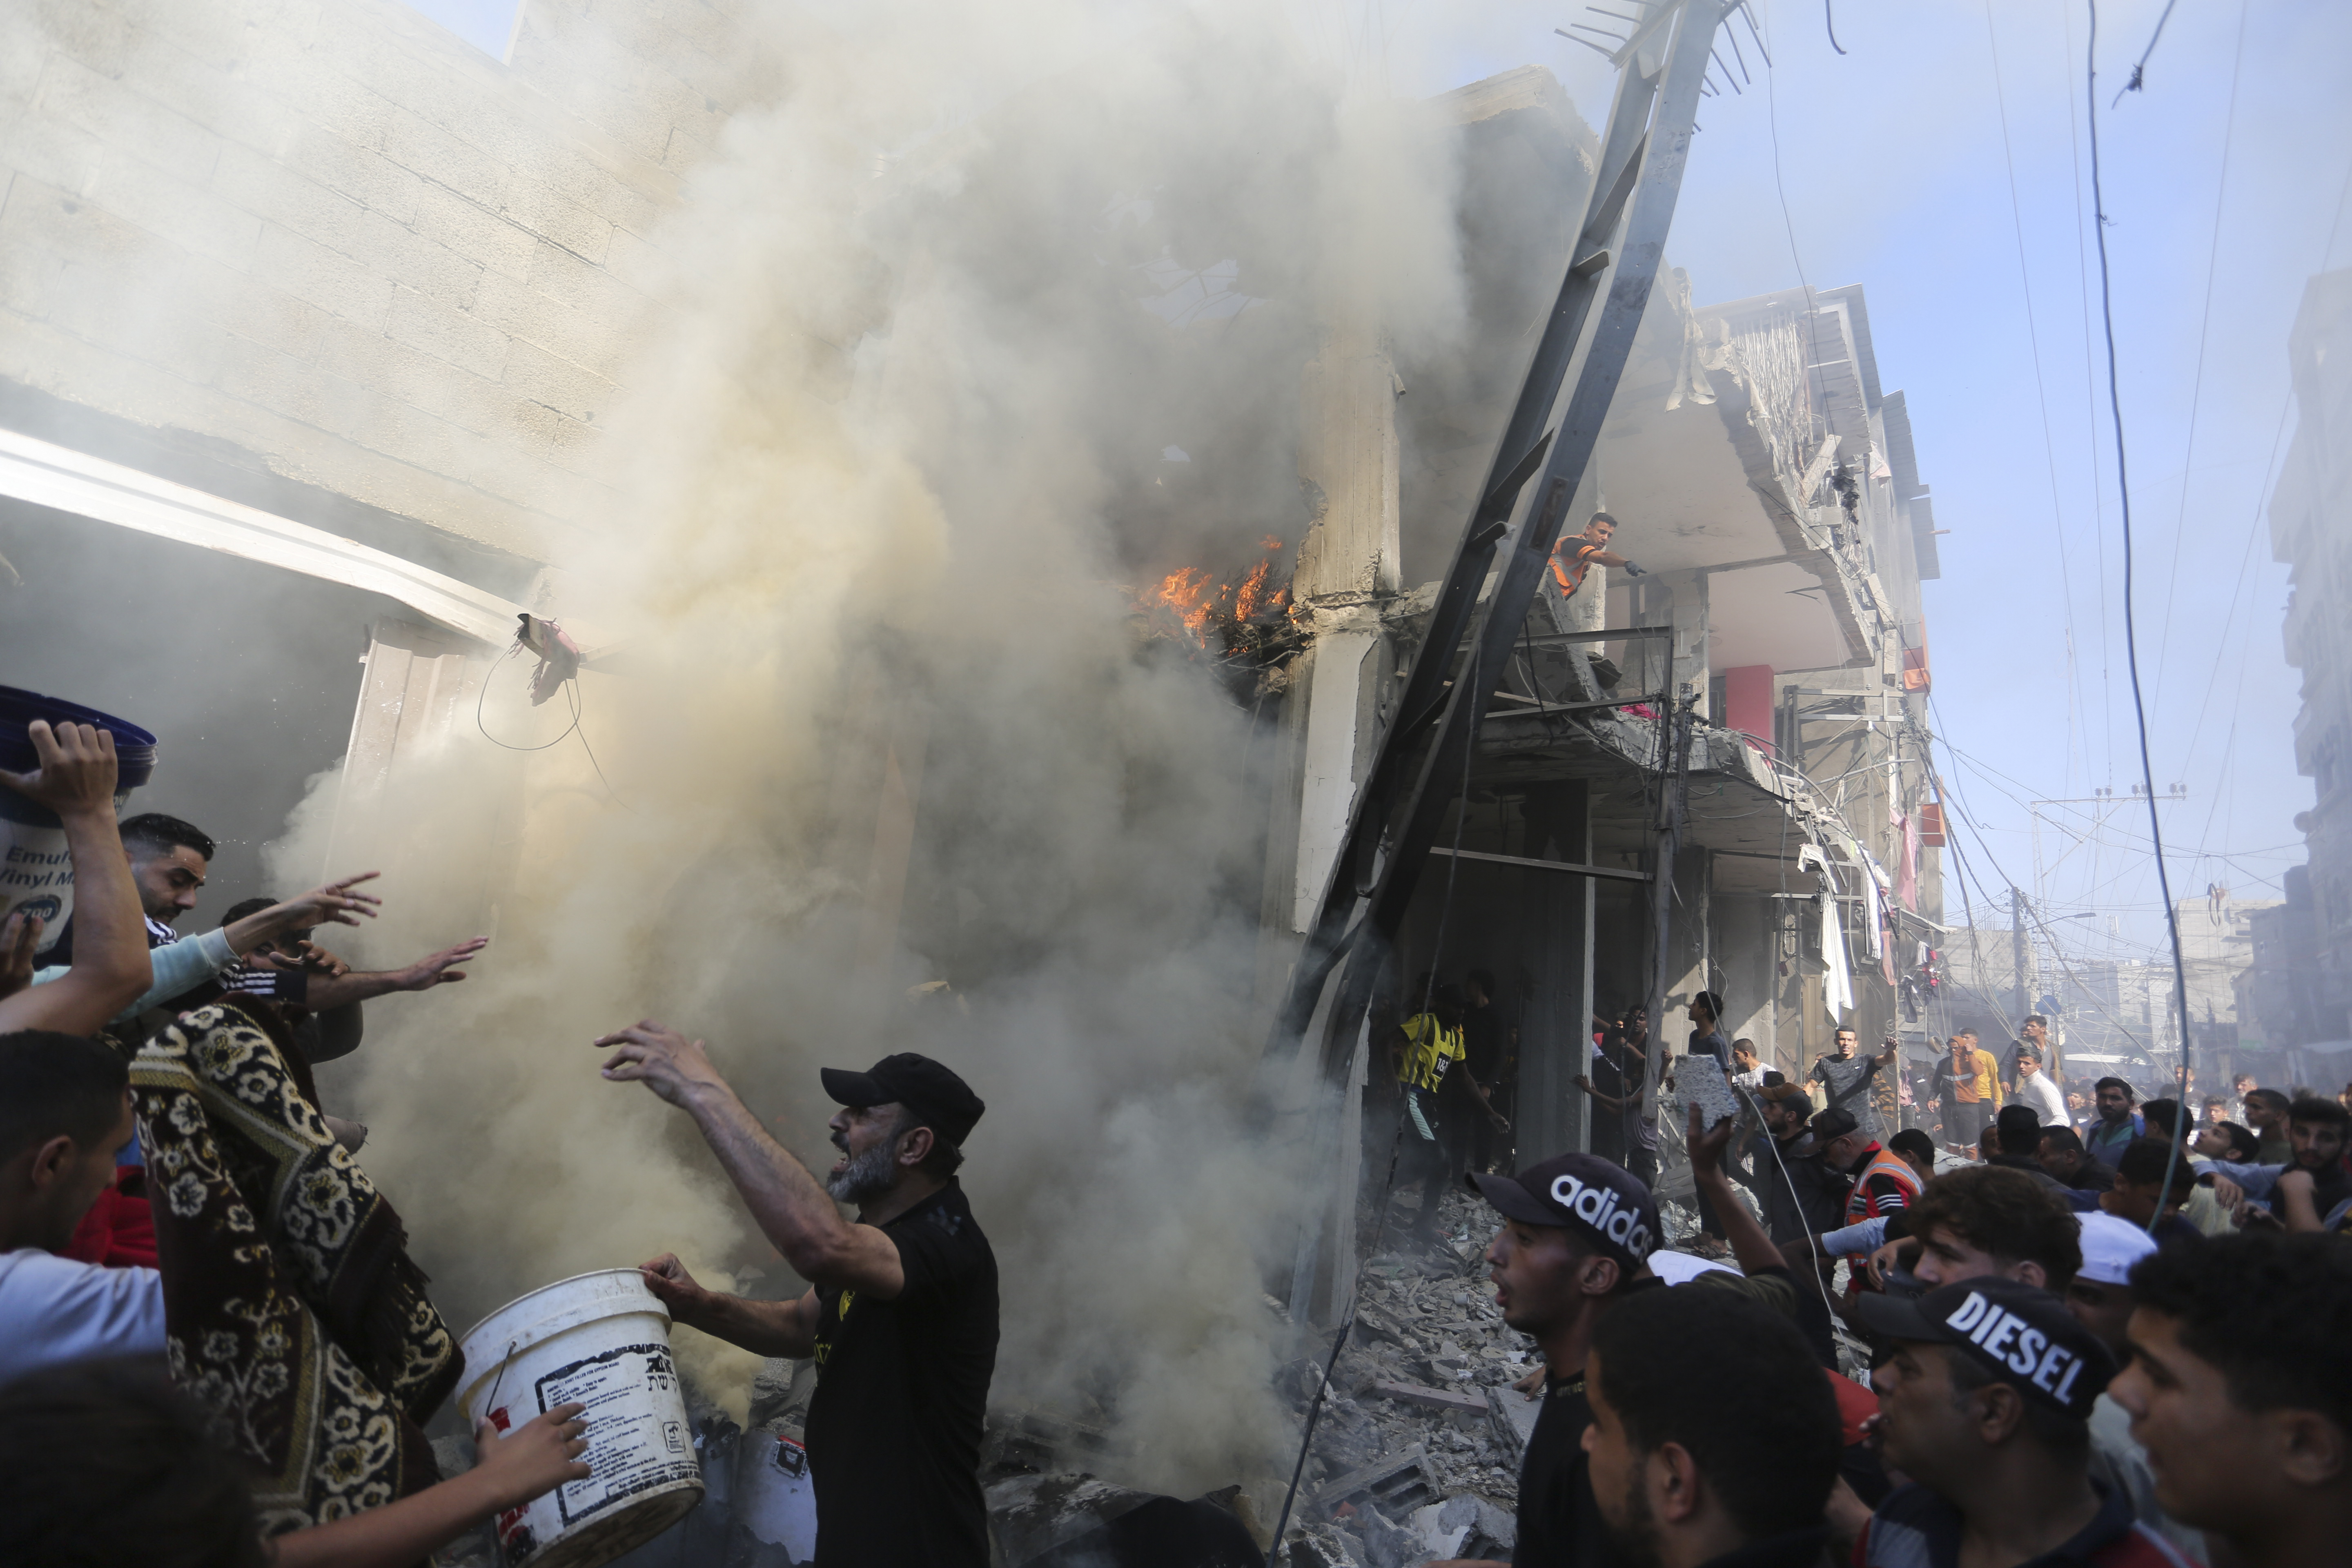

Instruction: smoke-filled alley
[3,2,2351,1567]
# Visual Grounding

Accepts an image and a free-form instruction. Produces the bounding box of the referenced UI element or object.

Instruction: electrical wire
[474,648,628,806]
[1758,0,1838,450]
[2084,0,2198,1237]
[2058,0,2118,781]
[1937,753,2135,1039]
[2110,0,2180,107]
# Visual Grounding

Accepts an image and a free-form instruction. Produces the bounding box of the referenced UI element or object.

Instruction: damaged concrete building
[2,0,1942,1563]
[1246,63,1947,1326]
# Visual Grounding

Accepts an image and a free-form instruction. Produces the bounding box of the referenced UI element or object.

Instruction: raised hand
[594,1019,730,1109]
[0,720,118,818]
[395,935,488,991]
[275,872,383,929]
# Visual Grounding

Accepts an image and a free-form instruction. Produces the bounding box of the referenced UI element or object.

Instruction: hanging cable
[2083,0,2198,1232]
[1980,0,2096,794]
[2110,0,2179,107]
[476,647,628,806]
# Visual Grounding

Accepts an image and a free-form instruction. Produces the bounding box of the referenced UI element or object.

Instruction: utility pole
[1644,700,1696,1120]
[2011,885,2030,1036]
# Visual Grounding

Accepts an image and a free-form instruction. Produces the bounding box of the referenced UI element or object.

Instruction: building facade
[2267,267,2352,1065]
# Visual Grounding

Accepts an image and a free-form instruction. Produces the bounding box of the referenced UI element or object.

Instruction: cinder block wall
[0,0,753,564]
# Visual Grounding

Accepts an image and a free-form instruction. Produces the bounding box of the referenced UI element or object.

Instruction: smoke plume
[272,0,1472,1493]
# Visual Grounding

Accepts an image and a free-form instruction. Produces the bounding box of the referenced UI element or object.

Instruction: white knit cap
[2075,1210,2160,1285]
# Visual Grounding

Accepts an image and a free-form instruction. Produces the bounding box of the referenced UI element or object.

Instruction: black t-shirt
[1513,1279,1670,1568]
[1513,1370,1610,1568]
[806,1181,999,1567]
[1457,1004,1506,1095]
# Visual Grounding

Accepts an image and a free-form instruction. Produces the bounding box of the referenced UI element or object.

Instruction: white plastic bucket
[457,1270,705,1568]
[0,686,158,955]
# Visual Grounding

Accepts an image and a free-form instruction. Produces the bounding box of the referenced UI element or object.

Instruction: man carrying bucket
[596,1021,996,1568]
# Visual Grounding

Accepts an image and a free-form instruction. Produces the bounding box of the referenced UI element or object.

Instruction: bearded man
[598,1025,996,1568]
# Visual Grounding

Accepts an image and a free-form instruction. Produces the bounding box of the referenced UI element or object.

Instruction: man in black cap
[595,1021,997,1568]
[1731,1085,1845,1245]
[1851,1278,2187,1567]
[1462,1153,1664,1568]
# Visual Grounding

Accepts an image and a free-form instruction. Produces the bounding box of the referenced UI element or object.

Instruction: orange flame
[1149,566,1219,641]
[1137,539,1291,648]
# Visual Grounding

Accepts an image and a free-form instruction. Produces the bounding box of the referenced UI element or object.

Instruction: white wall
[0,0,753,562]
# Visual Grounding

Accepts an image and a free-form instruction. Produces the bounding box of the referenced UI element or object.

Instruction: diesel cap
[1853,1276,2116,1421]
[821,1053,986,1147]
[1468,1153,1661,1270]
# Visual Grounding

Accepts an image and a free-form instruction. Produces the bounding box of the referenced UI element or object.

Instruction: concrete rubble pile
[1258,1184,1534,1567]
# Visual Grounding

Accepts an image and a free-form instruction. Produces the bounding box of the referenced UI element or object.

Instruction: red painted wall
[1722,664,1775,754]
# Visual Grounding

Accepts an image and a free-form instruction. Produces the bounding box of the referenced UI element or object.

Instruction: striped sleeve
[1857,1172,1913,1218]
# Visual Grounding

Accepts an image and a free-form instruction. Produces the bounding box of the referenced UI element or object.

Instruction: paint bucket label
[535,1343,700,1529]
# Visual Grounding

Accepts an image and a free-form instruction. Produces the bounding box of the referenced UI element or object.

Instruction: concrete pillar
[1519,782,1595,1163]
[1285,314,1403,936]
[1273,311,1405,1326]
[1715,894,1776,1065]
[1293,315,1403,603]
[1668,572,1711,717]
[1664,847,1711,1025]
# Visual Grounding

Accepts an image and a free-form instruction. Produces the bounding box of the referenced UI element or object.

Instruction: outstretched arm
[596,1020,909,1298]
[1687,1103,1789,1278]
[637,1254,820,1357]
[271,1404,589,1568]
[298,936,489,1010]
[218,875,385,959]
[0,722,149,1036]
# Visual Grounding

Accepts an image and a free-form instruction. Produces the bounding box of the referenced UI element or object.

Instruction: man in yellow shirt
[1927,1033,2003,1157]
[1392,984,1477,1243]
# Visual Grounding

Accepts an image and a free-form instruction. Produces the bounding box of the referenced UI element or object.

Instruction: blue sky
[1389,0,2352,967]
[402,0,2352,968]
[399,0,515,58]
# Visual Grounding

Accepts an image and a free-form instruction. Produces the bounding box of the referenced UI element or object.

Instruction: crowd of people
[6,715,2351,1568]
[1423,1099,2349,1568]
[1380,967,2349,1568]
[0,719,1001,1567]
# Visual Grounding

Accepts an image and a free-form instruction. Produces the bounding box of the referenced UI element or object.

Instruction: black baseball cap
[1811,1107,1860,1141]
[821,1054,986,1147]
[1468,1154,1660,1270]
[1852,1276,2115,1421]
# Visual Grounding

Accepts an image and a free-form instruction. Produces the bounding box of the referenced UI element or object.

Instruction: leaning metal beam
[0,426,524,646]
[1265,0,1731,1078]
